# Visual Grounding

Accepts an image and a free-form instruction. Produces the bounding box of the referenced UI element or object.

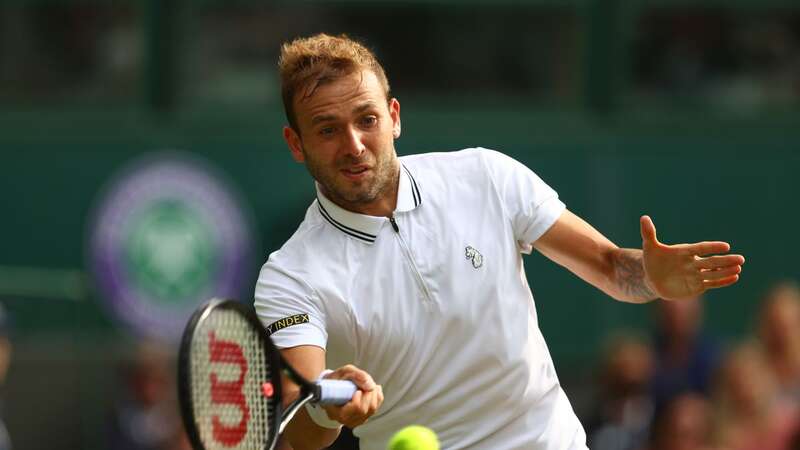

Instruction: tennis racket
[178,298,357,450]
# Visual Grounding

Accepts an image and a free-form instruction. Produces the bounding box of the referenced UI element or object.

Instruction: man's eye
[319,126,336,136]
[360,116,378,127]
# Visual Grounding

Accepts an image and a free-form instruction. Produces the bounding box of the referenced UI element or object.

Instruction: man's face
[283,70,401,216]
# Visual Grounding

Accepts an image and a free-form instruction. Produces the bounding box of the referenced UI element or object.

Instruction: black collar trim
[317,200,377,244]
[403,165,421,207]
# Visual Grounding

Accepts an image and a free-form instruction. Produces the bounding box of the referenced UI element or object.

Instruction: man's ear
[390,98,401,139]
[283,126,305,163]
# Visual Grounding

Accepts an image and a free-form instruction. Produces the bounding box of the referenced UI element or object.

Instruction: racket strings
[190,309,274,449]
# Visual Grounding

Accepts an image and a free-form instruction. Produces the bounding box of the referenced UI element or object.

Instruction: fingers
[325,384,384,428]
[326,364,376,391]
[685,241,732,256]
[701,265,742,280]
[345,385,383,423]
[640,215,658,246]
[694,254,746,270]
[703,275,740,289]
[323,364,383,429]
[696,254,743,289]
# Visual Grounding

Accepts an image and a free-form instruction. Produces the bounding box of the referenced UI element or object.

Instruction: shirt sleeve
[479,148,566,254]
[254,260,327,350]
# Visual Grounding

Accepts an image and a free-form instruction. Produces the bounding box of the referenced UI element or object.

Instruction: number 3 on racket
[178,298,357,450]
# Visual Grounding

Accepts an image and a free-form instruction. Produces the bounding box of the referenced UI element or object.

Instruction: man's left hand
[640,215,745,301]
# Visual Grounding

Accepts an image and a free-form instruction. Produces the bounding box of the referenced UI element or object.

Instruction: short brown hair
[278,33,391,131]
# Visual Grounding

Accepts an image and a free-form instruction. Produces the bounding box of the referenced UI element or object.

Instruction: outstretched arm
[533,210,744,303]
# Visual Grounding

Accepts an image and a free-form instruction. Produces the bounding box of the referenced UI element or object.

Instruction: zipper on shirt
[388,215,433,303]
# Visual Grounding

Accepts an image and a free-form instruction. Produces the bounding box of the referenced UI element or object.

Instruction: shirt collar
[316,164,422,245]
[396,164,422,212]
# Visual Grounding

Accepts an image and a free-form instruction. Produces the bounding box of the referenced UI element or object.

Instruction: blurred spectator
[650,297,722,412]
[107,341,185,450]
[646,393,712,450]
[712,343,799,450]
[757,281,800,402]
[587,333,655,450]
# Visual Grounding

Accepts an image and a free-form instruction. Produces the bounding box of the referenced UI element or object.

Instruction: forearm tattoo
[612,249,656,301]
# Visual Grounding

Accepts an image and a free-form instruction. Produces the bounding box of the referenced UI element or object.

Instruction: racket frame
[178,298,339,450]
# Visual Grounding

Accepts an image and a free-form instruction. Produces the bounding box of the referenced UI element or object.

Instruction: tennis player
[254,33,745,450]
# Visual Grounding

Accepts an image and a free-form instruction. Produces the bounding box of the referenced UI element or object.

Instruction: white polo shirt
[254,148,587,450]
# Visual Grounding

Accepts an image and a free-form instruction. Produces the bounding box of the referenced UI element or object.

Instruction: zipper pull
[389,216,399,232]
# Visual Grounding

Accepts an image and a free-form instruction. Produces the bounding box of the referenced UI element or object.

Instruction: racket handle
[316,379,357,405]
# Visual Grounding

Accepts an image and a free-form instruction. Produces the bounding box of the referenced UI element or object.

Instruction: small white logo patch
[465,246,484,269]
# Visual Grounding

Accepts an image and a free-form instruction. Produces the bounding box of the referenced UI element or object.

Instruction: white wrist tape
[304,370,343,429]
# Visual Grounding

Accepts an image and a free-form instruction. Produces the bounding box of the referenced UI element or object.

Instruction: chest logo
[465,246,484,269]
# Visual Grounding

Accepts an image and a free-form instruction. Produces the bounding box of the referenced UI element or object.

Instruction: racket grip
[316,379,357,405]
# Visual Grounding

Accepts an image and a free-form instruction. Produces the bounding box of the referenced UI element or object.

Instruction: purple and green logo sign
[88,152,256,339]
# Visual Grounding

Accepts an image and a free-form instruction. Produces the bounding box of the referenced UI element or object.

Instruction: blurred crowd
[105,341,190,450]
[586,280,800,450]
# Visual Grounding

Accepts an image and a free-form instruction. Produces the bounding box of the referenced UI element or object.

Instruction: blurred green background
[0,1,798,449]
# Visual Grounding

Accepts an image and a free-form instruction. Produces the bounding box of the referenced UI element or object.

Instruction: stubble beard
[304,146,399,213]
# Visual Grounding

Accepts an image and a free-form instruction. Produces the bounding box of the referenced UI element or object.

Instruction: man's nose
[343,126,366,157]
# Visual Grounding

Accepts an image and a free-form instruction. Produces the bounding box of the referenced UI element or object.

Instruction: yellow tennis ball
[387,425,440,450]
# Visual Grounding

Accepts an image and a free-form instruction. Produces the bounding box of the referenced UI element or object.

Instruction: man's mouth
[341,166,370,178]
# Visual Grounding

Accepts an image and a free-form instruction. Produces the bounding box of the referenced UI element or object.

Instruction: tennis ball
[387,425,440,450]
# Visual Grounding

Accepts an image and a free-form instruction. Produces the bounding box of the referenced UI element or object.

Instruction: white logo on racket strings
[465,246,484,269]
